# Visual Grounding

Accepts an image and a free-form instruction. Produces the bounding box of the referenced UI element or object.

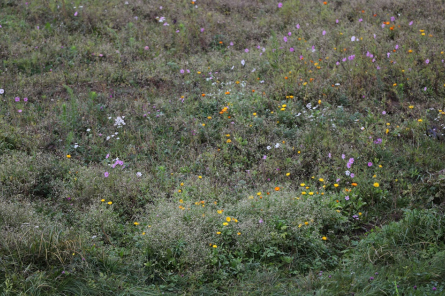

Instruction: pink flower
[296,24,300,29]
[409,21,413,26]
[336,19,339,23]
[245,48,249,53]
[23,97,28,102]
[425,59,430,64]
[322,30,326,35]
[289,47,294,52]
[180,69,185,74]
[144,46,149,50]
[200,28,204,32]
[104,172,109,178]
[18,109,22,113]
[288,32,291,36]
[74,11,78,16]
[283,36,287,42]
[359,19,363,22]
[368,162,373,167]
[15,97,20,102]
[278,2,283,8]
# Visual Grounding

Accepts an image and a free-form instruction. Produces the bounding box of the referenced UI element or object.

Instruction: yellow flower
[234,219,238,223]
[197,71,201,74]
[373,174,377,178]
[134,222,139,226]
[302,192,307,195]
[282,104,287,108]
[226,217,231,222]
[309,192,314,195]
[213,245,217,248]
[142,232,146,235]
[66,154,71,158]
[358,212,362,216]
[180,183,184,186]
[217,210,223,214]
[236,81,240,84]
[101,199,105,202]
[379,165,382,168]
[226,139,232,143]
[373,182,380,188]
[217,231,221,235]
[336,210,341,213]
[393,83,397,87]
[409,105,414,109]
[198,176,202,179]
[418,119,423,122]
[319,178,324,182]
[237,232,241,235]
[304,221,309,225]
[253,113,257,116]
[280,108,286,111]
[386,129,389,134]
[286,173,290,176]
[257,192,261,196]
[298,224,302,228]
[178,189,182,193]
[179,199,183,203]
[322,236,327,241]
[300,183,305,187]
[386,123,390,126]
[207,116,212,119]
[202,123,205,127]
[108,201,112,205]
[334,184,339,187]
[226,134,230,137]
[223,222,228,226]
[248,195,254,199]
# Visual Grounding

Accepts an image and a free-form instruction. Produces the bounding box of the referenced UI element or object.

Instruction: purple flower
[245,48,249,53]
[106,154,109,159]
[299,55,303,60]
[200,28,204,32]
[345,196,350,201]
[336,19,339,24]
[336,178,340,182]
[350,173,355,178]
[374,138,382,144]
[349,158,354,164]
[283,36,287,42]
[18,109,22,113]
[395,44,399,49]
[347,162,352,169]
[263,155,267,160]
[370,277,374,280]
[341,154,345,159]
[278,2,283,8]
[425,59,430,64]
[375,272,379,275]
[424,87,427,91]
[328,153,331,158]
[74,11,78,16]
[368,162,373,167]
[259,219,264,224]
[15,97,20,102]
[180,69,184,74]
[391,16,395,22]
[230,42,234,46]
[296,24,300,29]
[322,30,326,35]
[288,32,291,36]
[409,21,413,26]
[289,47,294,52]
[104,172,109,178]
[433,287,437,291]
[413,286,417,290]
[359,18,363,22]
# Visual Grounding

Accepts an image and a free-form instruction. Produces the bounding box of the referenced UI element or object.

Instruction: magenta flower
[259,219,264,223]
[341,154,345,159]
[288,32,291,36]
[278,2,283,8]
[359,18,362,22]
[409,21,413,26]
[106,154,109,159]
[23,97,28,102]
[15,97,20,102]
[74,11,78,16]
[391,16,395,22]
[350,173,355,178]
[368,162,373,167]
[144,46,149,50]
[296,24,300,29]
[336,19,339,23]
[18,109,22,113]
[283,36,287,42]
[425,59,430,64]
[200,28,204,32]
[299,55,303,60]
[245,48,249,53]
[180,69,185,74]
[322,30,326,35]
[289,47,294,52]
[104,172,109,178]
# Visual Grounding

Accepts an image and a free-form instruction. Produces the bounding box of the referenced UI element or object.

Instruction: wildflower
[67,154,71,158]
[245,48,249,53]
[300,183,305,187]
[108,201,113,205]
[322,236,327,240]
[345,196,350,201]
[226,139,232,143]
[15,97,20,102]
[304,221,309,225]
[259,219,264,224]
[409,105,414,109]
[334,184,339,187]
[275,143,280,148]
[101,199,105,202]
[418,119,423,122]
[226,217,231,222]
[104,172,109,178]
[278,2,283,8]
[223,222,228,226]
[237,232,241,235]
[368,162,373,167]
[319,178,324,182]
[425,59,430,64]
[213,245,217,248]
[0,89,4,94]
[373,182,380,187]
[134,222,139,226]
[286,173,290,176]
[217,232,221,235]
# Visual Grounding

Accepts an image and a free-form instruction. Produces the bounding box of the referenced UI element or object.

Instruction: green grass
[1,0,445,294]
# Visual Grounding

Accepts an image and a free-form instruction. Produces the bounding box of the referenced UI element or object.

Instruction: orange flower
[274,187,280,191]
[352,183,358,187]
[284,77,288,80]
[219,41,223,44]
[323,1,327,4]
[390,27,394,30]
[252,90,255,93]
[202,94,206,97]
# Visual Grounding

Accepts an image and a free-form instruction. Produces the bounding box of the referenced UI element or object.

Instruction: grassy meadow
[1,0,445,294]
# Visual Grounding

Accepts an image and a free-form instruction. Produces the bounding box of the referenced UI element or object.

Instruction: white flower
[345,170,350,176]
[114,116,126,127]
[136,172,142,177]
[267,146,272,150]
[335,83,340,86]
[0,89,4,94]
[241,60,245,66]
[251,68,256,72]
[306,103,312,109]
[275,143,280,148]
[296,113,301,116]
[106,136,110,140]
[361,127,365,130]
[86,128,91,132]
[73,143,79,149]
[351,36,356,42]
